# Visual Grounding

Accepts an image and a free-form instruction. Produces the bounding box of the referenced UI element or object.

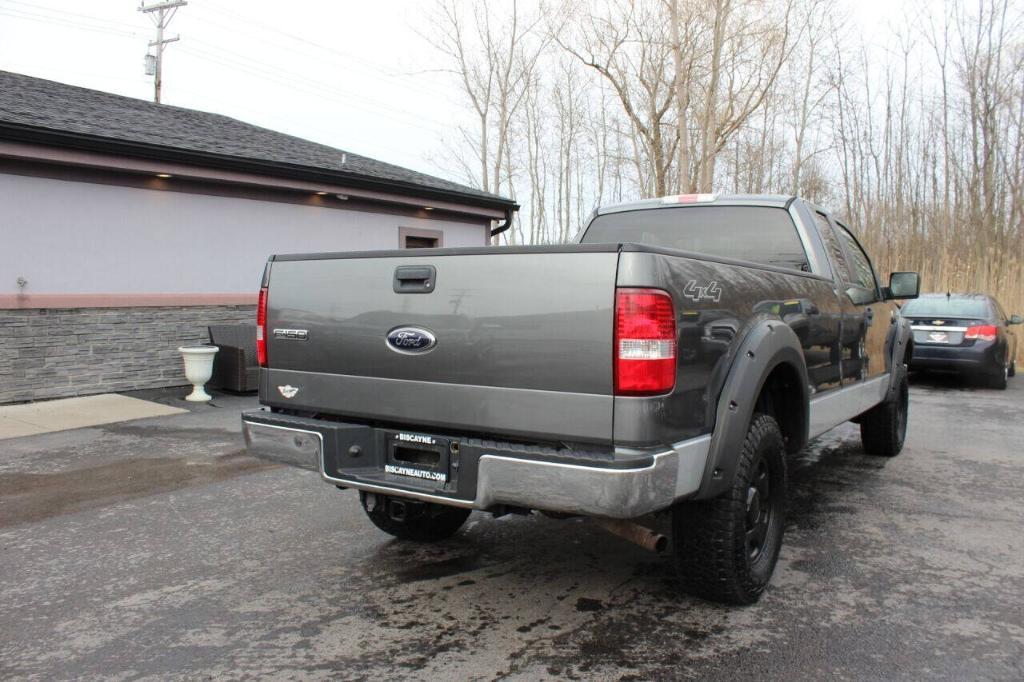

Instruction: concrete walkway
[0,393,188,440]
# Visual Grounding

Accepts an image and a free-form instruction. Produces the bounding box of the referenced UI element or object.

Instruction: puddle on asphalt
[0,451,277,527]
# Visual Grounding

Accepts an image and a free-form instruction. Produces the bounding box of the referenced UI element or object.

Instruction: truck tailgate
[262,246,619,444]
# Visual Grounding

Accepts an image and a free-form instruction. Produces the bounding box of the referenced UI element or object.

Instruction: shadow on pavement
[908,369,986,391]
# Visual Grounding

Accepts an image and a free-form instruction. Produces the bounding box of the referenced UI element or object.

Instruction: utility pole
[139,0,187,104]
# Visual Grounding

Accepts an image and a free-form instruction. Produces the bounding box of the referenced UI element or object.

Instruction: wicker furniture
[208,324,258,393]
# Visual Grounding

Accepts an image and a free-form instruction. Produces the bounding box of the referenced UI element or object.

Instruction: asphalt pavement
[1,377,1022,680]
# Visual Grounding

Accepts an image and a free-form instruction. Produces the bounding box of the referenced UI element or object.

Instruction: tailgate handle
[393,265,436,294]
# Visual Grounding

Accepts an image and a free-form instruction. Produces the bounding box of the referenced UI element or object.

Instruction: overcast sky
[0,0,473,179]
[0,0,906,187]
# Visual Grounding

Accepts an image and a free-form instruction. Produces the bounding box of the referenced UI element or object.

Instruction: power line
[0,3,458,140]
[0,0,141,30]
[1,1,467,122]
[0,0,468,172]
[0,0,460,101]
[139,0,186,103]
[176,41,453,135]
[187,36,453,129]
[171,80,432,165]
[0,7,139,38]
[194,3,464,101]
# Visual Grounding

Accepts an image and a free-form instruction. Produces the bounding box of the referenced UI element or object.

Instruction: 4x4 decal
[683,280,723,303]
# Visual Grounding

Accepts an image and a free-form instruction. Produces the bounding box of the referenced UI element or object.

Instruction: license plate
[385,431,449,483]
[928,332,948,343]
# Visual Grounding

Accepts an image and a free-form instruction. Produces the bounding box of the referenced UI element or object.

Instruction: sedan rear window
[902,298,991,318]
[581,206,810,272]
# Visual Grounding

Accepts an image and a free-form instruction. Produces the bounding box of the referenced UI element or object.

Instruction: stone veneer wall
[0,305,255,404]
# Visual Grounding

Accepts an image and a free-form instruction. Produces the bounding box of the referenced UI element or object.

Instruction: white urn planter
[178,345,219,402]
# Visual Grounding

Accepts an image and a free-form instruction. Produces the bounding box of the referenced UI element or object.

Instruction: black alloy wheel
[745,458,775,564]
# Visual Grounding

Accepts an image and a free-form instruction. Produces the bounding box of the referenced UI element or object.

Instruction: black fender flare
[695,318,810,500]
[885,314,913,401]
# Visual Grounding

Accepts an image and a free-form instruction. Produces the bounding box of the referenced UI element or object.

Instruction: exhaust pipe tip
[594,518,668,554]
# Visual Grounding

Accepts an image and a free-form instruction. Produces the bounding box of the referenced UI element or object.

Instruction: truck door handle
[393,265,436,293]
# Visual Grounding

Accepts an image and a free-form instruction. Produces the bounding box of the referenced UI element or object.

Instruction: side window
[814,212,851,282]
[835,224,878,293]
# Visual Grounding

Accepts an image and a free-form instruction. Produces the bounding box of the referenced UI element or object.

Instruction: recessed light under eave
[423,206,434,211]
[155,173,172,178]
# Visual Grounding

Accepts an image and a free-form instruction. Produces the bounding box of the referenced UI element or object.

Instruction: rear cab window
[581,206,810,273]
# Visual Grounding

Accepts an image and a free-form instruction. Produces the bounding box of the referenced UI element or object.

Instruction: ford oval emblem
[386,326,437,354]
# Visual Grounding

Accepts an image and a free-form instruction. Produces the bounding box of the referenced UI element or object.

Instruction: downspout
[489,207,515,239]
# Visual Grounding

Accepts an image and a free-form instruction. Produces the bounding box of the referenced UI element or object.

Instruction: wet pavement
[1,378,1022,680]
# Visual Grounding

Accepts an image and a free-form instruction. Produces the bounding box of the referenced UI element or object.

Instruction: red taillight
[965,324,997,342]
[615,288,677,395]
[256,286,268,367]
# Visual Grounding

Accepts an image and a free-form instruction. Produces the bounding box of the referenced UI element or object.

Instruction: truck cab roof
[595,194,797,216]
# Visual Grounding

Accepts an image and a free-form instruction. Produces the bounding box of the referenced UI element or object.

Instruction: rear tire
[672,414,787,605]
[860,370,909,456]
[360,492,471,542]
[989,361,1009,390]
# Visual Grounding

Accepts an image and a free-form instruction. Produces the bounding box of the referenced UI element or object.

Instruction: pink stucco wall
[0,172,490,297]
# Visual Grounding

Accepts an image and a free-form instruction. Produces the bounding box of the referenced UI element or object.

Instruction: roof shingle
[0,70,514,207]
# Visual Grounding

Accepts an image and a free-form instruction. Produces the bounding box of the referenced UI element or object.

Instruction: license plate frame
[384,431,450,484]
[928,331,949,344]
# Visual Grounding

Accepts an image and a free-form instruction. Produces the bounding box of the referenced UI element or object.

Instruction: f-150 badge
[278,385,299,399]
[683,280,723,303]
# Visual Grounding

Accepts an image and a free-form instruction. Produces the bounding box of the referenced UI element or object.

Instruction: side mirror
[1010,314,1023,325]
[885,272,920,300]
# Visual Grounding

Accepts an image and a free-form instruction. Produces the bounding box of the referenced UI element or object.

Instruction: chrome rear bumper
[241,413,711,518]
[242,420,322,471]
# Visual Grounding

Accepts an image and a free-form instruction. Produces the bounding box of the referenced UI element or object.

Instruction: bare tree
[423,0,1024,365]
[426,1,545,206]
[556,0,677,196]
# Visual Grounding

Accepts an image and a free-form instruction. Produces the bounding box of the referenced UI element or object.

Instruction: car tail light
[256,286,268,367]
[615,288,677,395]
[965,324,997,342]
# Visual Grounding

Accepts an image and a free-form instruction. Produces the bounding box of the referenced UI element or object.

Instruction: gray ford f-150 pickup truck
[243,194,920,604]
